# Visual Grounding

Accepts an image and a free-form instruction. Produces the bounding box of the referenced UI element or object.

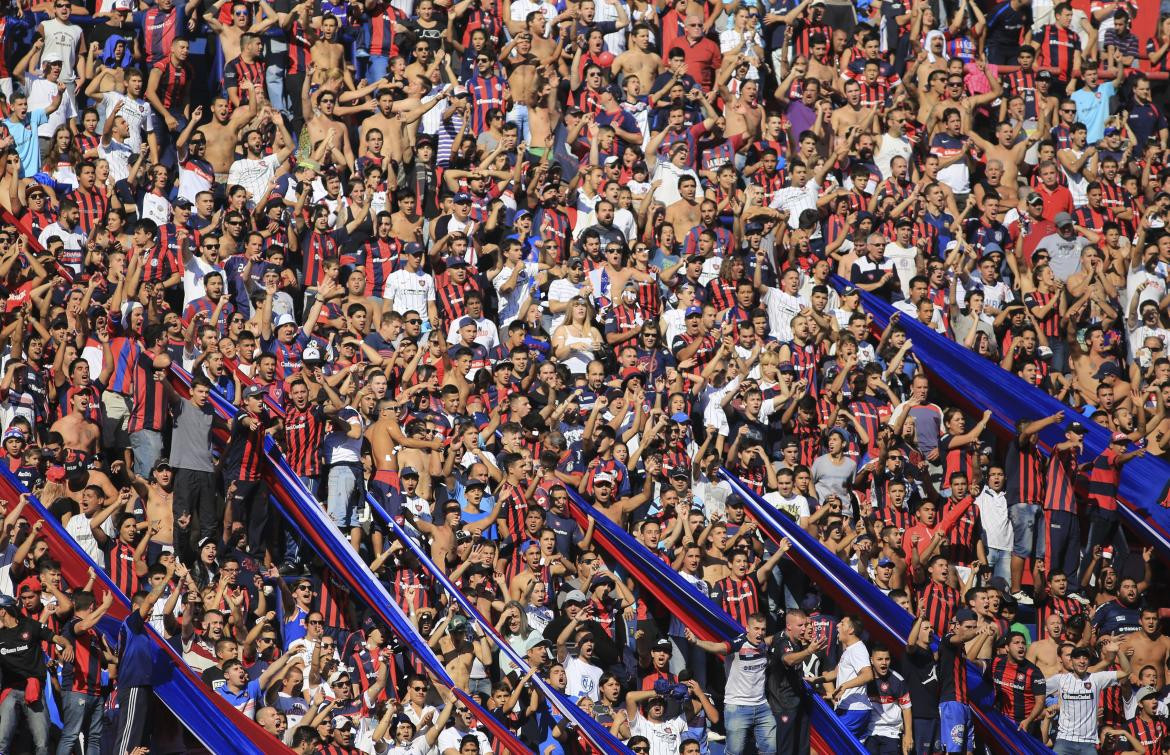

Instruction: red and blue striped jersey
[1036,24,1080,79]
[360,237,402,297]
[466,74,508,134]
[282,403,326,477]
[938,432,975,489]
[366,2,406,56]
[1085,448,1121,513]
[1042,447,1078,513]
[302,229,340,287]
[104,540,140,597]
[1127,717,1168,752]
[61,616,105,695]
[67,186,109,237]
[127,352,168,433]
[712,574,760,628]
[106,336,142,395]
[137,6,185,66]
[152,58,192,112]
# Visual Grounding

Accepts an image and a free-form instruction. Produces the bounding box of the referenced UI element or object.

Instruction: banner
[719,469,1054,755]
[562,488,869,755]
[0,466,287,754]
[835,278,1170,564]
[165,366,535,755]
[376,509,632,754]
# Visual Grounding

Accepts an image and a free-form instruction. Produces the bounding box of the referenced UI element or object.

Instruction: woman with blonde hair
[551,297,603,376]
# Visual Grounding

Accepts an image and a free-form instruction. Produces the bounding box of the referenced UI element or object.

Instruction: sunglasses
[308,619,324,625]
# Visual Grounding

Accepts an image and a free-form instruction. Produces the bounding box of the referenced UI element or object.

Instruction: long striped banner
[0,465,289,754]
[561,486,870,755]
[720,469,1054,755]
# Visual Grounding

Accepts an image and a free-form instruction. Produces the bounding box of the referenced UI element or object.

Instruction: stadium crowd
[2,0,1170,751]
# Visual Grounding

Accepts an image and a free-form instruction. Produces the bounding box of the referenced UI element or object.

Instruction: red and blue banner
[165,365,535,755]
[719,469,1054,755]
[836,278,1170,564]
[0,465,288,754]
[562,487,869,755]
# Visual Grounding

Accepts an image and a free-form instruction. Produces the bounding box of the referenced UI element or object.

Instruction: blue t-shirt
[5,110,48,177]
[117,610,156,687]
[1069,82,1116,143]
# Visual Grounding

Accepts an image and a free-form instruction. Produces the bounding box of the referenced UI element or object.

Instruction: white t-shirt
[835,640,872,711]
[1047,671,1118,743]
[975,488,1012,551]
[100,91,156,152]
[883,242,918,298]
[384,268,436,316]
[227,154,281,204]
[761,287,802,342]
[26,75,75,138]
[630,713,688,755]
[99,138,134,184]
[564,654,603,701]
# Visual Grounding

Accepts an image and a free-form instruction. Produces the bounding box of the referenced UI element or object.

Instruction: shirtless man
[204,0,279,64]
[131,459,176,546]
[309,14,353,89]
[509,536,568,600]
[51,393,101,463]
[611,24,663,92]
[1071,324,1125,402]
[1026,613,1065,676]
[527,69,561,157]
[391,192,424,243]
[433,614,491,692]
[305,92,356,168]
[968,120,1039,207]
[830,79,877,141]
[721,78,764,142]
[701,521,732,583]
[666,174,702,240]
[502,30,546,112]
[1121,607,1170,687]
[414,500,461,568]
[199,89,258,179]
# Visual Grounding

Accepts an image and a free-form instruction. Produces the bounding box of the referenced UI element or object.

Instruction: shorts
[913,718,941,755]
[837,708,872,739]
[938,701,973,753]
[101,391,132,449]
[1009,503,1046,558]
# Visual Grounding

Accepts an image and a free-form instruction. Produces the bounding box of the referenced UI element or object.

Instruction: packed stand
[1,0,1170,752]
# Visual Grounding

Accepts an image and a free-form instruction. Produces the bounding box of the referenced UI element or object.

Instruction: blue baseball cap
[684,306,702,318]
[453,193,472,204]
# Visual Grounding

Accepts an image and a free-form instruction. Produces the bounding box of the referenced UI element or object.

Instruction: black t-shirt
[0,616,56,689]
[900,645,940,719]
[766,630,810,711]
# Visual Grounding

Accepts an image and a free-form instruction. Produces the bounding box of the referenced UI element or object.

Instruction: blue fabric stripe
[832,276,1170,562]
[719,469,1054,755]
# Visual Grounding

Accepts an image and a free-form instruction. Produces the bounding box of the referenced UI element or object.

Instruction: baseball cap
[877,556,894,567]
[1025,192,1043,206]
[1110,432,1129,444]
[1067,421,1087,436]
[275,313,296,329]
[112,0,132,9]
[558,589,588,608]
[302,344,323,363]
[401,466,419,478]
[684,306,702,318]
[1053,212,1075,228]
[594,471,615,485]
[243,384,266,400]
[744,221,765,235]
[457,316,476,330]
[453,193,472,204]
[152,457,173,473]
[953,608,977,623]
[1137,686,1159,703]
[1094,362,1122,380]
[1104,126,1120,137]
[1037,70,1053,81]
[726,494,745,508]
[652,637,673,654]
[404,242,424,256]
[604,155,620,166]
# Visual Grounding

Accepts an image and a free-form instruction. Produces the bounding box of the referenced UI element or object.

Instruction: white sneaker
[708,732,726,743]
[1070,593,1090,605]
[1012,591,1034,605]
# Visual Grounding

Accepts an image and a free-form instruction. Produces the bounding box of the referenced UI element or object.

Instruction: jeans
[130,429,163,478]
[668,634,708,689]
[1078,511,1128,584]
[1053,741,1098,755]
[0,688,50,754]
[56,690,103,755]
[725,702,777,755]
[1009,503,1045,558]
[266,64,288,118]
[285,475,317,563]
[366,55,390,85]
[327,465,362,529]
[507,103,531,142]
[987,547,1011,582]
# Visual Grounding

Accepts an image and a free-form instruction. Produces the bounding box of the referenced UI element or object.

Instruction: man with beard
[227,119,296,205]
[769,608,825,754]
[1094,577,1145,638]
[990,631,1046,732]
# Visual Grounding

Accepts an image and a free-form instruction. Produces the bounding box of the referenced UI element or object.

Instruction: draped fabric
[376,511,632,755]
[562,488,869,755]
[832,276,1170,562]
[719,469,1054,755]
[0,466,287,754]
[165,366,535,755]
